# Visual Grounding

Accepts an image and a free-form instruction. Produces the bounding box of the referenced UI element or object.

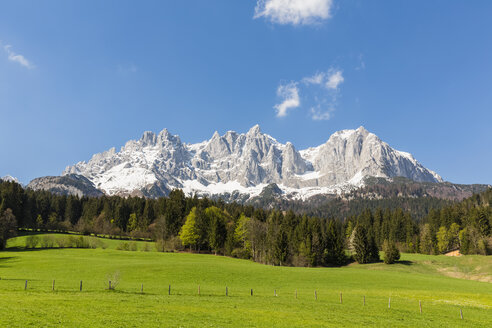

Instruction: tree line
[0,180,490,264]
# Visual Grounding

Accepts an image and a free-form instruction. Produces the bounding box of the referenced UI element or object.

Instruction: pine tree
[382,239,400,264]
[353,225,379,264]
[0,209,17,249]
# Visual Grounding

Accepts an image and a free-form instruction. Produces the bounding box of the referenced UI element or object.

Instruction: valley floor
[0,235,491,327]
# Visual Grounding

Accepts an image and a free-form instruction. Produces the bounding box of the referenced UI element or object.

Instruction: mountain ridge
[51,125,442,199]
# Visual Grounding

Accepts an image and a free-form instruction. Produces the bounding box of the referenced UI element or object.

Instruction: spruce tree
[353,225,379,264]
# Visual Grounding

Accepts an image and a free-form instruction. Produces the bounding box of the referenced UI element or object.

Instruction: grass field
[1,234,491,327]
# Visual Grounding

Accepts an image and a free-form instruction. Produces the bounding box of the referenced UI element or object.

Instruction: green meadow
[0,234,491,327]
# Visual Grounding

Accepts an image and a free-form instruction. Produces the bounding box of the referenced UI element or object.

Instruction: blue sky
[1,0,491,185]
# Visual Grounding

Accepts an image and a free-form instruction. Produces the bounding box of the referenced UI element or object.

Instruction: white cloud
[254,0,333,25]
[274,82,300,117]
[310,102,334,120]
[325,70,344,89]
[303,69,344,90]
[302,72,324,85]
[310,108,332,121]
[2,44,34,69]
[275,67,344,120]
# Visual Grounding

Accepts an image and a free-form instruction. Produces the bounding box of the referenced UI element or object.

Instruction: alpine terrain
[28,126,443,199]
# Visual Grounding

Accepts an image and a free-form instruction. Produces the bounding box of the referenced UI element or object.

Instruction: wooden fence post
[168,284,171,295]
[226,286,228,296]
[315,290,317,300]
[52,280,55,291]
[388,297,391,309]
[24,280,27,290]
[419,300,422,314]
[80,280,83,292]
[274,289,277,297]
[340,292,343,304]
[250,289,253,296]
[109,280,111,290]
[460,309,463,320]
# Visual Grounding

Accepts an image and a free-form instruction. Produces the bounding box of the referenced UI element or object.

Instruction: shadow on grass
[0,255,18,268]
[4,247,45,252]
[396,260,413,266]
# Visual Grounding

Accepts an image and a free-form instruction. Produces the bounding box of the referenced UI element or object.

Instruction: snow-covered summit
[1,175,20,183]
[61,125,442,198]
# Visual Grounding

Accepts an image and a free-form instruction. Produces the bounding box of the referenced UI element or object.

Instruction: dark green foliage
[0,208,17,249]
[382,240,400,264]
[0,178,491,263]
[353,225,379,264]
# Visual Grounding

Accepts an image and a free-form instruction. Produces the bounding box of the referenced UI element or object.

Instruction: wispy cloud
[254,0,334,26]
[310,107,332,121]
[325,70,344,89]
[303,69,344,90]
[355,54,365,71]
[275,68,344,121]
[2,43,34,69]
[274,82,300,117]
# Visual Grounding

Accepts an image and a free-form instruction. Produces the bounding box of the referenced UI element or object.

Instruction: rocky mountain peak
[56,125,442,199]
[247,124,262,136]
[140,131,157,146]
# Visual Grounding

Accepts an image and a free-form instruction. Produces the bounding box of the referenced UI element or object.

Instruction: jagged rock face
[60,125,442,198]
[27,174,104,197]
[301,127,442,187]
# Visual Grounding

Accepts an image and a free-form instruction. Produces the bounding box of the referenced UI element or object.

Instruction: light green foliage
[179,207,199,249]
[0,235,491,327]
[36,214,43,229]
[234,213,251,251]
[436,226,450,254]
[127,213,138,232]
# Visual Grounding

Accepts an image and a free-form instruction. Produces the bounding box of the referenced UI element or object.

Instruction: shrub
[56,236,69,248]
[67,236,77,248]
[25,235,39,249]
[87,237,106,249]
[40,235,55,248]
[116,242,130,251]
[75,236,90,248]
[383,240,401,264]
[155,239,165,252]
[128,241,138,251]
[232,248,251,259]
[106,271,120,290]
[141,243,151,252]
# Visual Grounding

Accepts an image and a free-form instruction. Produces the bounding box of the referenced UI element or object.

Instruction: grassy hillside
[0,234,491,327]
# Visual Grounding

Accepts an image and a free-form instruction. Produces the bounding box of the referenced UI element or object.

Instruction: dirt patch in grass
[437,267,492,283]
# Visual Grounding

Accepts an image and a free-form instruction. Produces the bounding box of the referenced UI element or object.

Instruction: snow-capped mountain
[59,125,442,199]
[1,175,20,183]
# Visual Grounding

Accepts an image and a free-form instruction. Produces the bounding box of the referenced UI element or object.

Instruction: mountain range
[26,125,446,200]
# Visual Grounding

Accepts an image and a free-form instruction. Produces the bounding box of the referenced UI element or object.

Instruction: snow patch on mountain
[61,125,443,199]
[1,175,20,183]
